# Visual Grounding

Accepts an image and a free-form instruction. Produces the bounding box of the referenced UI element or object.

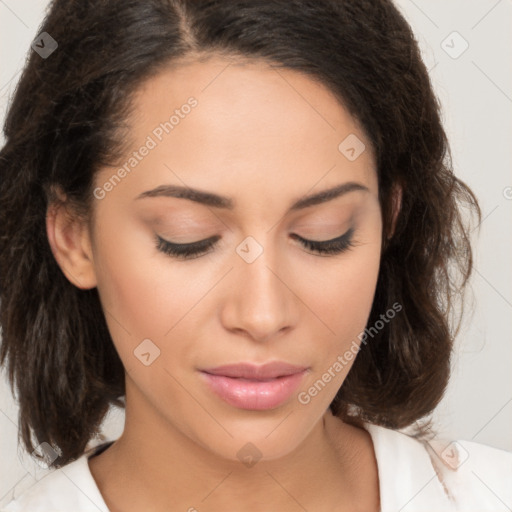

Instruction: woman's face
[84,56,382,461]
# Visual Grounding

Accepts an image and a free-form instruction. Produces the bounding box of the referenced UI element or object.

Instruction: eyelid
[159,235,218,247]
[157,229,351,248]
[290,227,353,244]
[155,227,356,259]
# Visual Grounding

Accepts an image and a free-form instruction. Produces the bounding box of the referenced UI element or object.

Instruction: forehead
[101,55,377,209]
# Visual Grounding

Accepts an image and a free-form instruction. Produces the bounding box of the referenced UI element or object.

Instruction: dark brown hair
[0,0,480,467]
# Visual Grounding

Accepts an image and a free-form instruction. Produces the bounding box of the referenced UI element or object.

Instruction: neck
[89,382,379,512]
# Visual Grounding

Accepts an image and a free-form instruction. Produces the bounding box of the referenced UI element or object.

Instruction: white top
[2,423,511,512]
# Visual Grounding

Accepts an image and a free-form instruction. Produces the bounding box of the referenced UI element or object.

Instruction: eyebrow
[135,181,369,211]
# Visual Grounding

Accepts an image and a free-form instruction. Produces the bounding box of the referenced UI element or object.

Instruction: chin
[190,410,320,464]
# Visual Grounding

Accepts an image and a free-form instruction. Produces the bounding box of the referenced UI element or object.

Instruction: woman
[0,0,510,511]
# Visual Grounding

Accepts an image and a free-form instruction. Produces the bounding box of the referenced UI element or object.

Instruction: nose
[220,241,298,343]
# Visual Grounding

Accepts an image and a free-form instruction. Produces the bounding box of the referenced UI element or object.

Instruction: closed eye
[290,227,355,256]
[155,227,356,260]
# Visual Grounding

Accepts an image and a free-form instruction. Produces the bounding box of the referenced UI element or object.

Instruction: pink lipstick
[200,361,309,410]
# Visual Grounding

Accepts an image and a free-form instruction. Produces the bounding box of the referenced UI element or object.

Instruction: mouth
[199,362,309,410]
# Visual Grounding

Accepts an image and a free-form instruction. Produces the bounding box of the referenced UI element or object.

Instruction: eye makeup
[154,227,356,260]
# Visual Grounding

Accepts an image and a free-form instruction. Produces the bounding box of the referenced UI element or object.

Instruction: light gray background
[1,0,511,506]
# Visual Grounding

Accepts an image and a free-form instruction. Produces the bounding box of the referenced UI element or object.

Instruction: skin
[47,55,401,512]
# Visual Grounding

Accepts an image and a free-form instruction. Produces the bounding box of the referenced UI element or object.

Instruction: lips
[199,361,309,410]
[201,361,309,380]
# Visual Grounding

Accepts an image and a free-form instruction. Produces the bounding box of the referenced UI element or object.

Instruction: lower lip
[200,370,307,410]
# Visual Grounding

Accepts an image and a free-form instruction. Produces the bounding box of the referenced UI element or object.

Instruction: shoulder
[1,442,112,512]
[427,436,512,512]
[364,422,512,512]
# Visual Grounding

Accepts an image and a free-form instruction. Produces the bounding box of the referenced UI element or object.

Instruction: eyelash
[155,228,356,260]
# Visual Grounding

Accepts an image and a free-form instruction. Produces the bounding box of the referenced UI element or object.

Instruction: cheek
[290,235,382,411]
[307,243,380,322]
[90,223,185,378]
[91,214,221,384]
[304,237,382,362]
[93,247,168,337]
[92,209,199,337]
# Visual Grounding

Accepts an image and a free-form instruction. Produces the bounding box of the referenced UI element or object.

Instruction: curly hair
[0,0,481,467]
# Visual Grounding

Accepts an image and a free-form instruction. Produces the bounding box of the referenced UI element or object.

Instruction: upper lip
[201,361,308,380]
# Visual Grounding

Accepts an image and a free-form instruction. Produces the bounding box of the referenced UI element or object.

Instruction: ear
[388,183,402,239]
[46,189,97,289]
